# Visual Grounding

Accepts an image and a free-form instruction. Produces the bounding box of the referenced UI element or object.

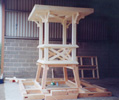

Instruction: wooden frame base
[19,79,112,100]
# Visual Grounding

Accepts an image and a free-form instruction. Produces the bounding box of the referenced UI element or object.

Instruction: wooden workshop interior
[19,5,112,100]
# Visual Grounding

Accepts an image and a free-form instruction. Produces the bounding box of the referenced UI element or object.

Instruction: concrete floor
[0,78,119,100]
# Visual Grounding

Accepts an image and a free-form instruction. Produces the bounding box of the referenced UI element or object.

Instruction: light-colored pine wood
[46,81,65,85]
[45,94,78,100]
[19,5,111,100]
[67,80,76,86]
[63,21,67,44]
[51,90,67,95]
[77,56,100,79]
[67,89,79,94]
[1,0,5,75]
[19,79,112,99]
[44,21,49,44]
[81,69,84,78]
[23,94,45,100]
[35,65,41,82]
[39,23,43,60]
[41,65,48,89]
[28,5,94,23]
[96,57,100,79]
[63,67,68,81]
[39,23,43,45]
[73,65,81,88]
[19,80,27,95]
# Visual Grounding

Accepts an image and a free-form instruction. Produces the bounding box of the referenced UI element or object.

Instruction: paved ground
[0,78,119,100]
[0,83,5,100]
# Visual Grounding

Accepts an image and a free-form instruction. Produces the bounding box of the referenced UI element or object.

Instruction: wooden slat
[79,92,112,98]
[67,89,79,94]
[19,79,112,99]
[77,56,99,79]
[96,57,100,79]
[73,66,81,88]
[45,94,78,100]
[19,80,27,95]
[51,90,67,95]
[23,94,45,100]
[41,65,48,89]
[63,67,68,82]
[1,0,5,74]
[35,65,41,82]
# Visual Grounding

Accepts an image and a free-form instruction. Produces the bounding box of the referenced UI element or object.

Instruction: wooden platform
[19,79,112,100]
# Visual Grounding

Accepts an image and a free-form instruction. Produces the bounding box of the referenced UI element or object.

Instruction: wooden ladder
[77,56,99,79]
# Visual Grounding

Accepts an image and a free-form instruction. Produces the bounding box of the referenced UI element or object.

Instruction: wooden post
[91,57,94,65]
[80,57,84,78]
[44,21,49,44]
[63,67,68,81]
[72,15,76,45]
[91,57,95,78]
[72,14,77,61]
[63,21,67,44]
[92,69,95,78]
[80,57,83,65]
[39,23,43,45]
[73,65,80,87]
[36,64,41,82]
[96,57,99,79]
[44,21,49,61]
[1,0,5,74]
[39,23,43,60]
[41,65,48,89]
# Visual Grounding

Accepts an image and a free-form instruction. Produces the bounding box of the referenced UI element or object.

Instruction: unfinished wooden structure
[77,56,99,79]
[19,5,111,100]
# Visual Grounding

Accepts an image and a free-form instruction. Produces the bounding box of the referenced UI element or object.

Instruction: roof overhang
[28,5,94,23]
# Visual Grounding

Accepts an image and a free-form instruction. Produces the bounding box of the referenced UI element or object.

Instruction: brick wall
[4,39,39,78]
[4,39,119,78]
[4,39,63,78]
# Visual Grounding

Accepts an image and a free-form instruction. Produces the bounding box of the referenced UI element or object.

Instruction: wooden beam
[26,89,41,94]
[73,66,81,88]
[23,94,45,100]
[51,90,67,95]
[1,0,5,74]
[41,65,48,89]
[34,81,42,89]
[23,81,34,86]
[19,81,27,95]
[45,94,78,100]
[72,14,76,45]
[67,80,76,86]
[35,64,41,82]
[46,81,65,85]
[67,89,79,94]
[79,92,112,98]
[63,67,68,81]
[46,87,78,91]
[96,57,99,79]
[63,21,67,44]
[39,23,43,60]
[44,14,49,44]
[72,14,77,61]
